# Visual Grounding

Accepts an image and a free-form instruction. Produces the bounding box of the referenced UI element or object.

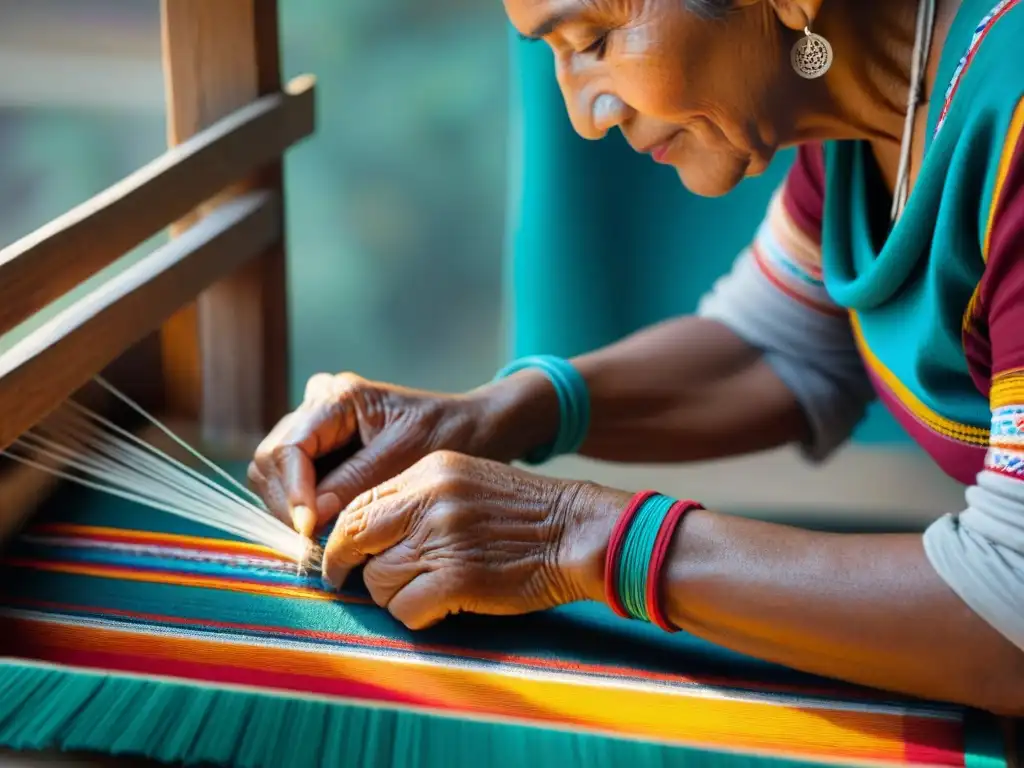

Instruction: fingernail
[292,505,317,538]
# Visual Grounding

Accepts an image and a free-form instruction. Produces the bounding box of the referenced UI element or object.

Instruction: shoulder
[935,0,1024,257]
[936,0,1024,139]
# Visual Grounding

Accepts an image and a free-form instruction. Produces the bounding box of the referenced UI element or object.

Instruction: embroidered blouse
[698,0,1024,651]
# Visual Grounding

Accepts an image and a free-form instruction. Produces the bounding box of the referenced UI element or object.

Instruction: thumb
[314,425,425,517]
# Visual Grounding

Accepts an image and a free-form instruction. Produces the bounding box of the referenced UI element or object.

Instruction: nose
[556,56,633,140]
[592,93,630,135]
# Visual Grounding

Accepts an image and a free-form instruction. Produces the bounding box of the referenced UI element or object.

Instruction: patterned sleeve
[924,100,1024,651]
[697,144,875,461]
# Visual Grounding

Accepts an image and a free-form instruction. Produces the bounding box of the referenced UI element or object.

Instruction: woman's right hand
[247,371,557,537]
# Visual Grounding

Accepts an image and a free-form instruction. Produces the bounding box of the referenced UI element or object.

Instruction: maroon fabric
[973,121,1024,379]
[782,143,826,241]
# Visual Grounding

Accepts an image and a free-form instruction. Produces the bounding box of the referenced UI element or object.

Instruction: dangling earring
[791,25,833,79]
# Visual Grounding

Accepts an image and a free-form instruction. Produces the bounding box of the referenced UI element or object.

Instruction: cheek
[610,22,710,120]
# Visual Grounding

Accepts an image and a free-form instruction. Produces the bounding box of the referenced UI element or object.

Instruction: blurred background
[0,0,507,393]
[0,0,964,526]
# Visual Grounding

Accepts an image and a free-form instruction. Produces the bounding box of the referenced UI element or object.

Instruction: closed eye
[582,35,608,57]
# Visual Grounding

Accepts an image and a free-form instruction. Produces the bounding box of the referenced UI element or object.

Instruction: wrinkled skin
[248,371,622,629]
[249,0,928,630]
[503,0,811,196]
[248,0,1024,716]
[248,373,485,537]
[319,451,625,629]
[502,0,936,197]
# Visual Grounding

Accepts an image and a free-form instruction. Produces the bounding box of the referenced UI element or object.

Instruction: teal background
[0,0,906,445]
[505,36,905,445]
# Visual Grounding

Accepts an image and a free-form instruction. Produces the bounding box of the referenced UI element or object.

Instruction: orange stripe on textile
[0,615,964,767]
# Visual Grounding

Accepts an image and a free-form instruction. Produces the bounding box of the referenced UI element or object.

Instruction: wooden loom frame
[0,4,1020,765]
[0,0,313,528]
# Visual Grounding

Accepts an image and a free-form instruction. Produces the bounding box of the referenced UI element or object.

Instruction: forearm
[572,317,809,462]
[569,488,1024,714]
[476,316,809,464]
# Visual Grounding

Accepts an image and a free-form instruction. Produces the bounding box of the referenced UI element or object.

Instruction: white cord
[2,379,321,571]
[891,0,937,223]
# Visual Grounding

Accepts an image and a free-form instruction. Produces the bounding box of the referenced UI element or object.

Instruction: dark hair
[685,0,730,18]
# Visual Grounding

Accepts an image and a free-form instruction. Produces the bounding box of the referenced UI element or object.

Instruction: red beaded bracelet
[646,499,704,632]
[603,490,657,619]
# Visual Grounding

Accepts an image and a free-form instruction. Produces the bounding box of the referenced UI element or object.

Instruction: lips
[645,132,680,164]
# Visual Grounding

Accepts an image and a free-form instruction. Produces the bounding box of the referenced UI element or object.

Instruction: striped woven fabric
[0,473,1010,768]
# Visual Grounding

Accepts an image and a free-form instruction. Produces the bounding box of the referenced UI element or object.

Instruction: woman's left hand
[321,450,628,629]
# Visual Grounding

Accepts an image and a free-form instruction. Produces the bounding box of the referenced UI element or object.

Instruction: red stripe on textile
[31,648,438,710]
[752,244,847,317]
[13,644,960,766]
[30,524,288,559]
[0,597,902,703]
[902,715,967,766]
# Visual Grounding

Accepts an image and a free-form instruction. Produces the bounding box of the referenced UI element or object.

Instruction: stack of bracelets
[605,491,704,631]
[495,355,705,632]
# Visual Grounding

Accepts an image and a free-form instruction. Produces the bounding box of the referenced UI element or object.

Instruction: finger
[321,485,414,589]
[387,570,461,630]
[271,445,320,538]
[250,461,324,529]
[361,544,427,608]
[315,425,421,510]
[260,403,358,536]
[253,413,306,523]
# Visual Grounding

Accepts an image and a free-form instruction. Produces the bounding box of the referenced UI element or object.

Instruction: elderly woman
[249,0,1024,714]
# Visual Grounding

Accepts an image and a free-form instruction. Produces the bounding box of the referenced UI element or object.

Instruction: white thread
[2,379,322,571]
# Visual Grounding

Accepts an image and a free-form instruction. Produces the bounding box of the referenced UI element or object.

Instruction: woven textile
[0,472,1009,768]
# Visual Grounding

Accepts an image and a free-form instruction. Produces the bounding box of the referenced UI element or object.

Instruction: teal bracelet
[616,494,675,621]
[493,355,590,465]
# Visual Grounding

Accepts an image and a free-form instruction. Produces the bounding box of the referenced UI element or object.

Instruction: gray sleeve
[924,471,1024,651]
[697,248,876,461]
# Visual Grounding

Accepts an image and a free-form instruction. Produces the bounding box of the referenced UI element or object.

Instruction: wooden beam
[0,192,280,453]
[0,74,314,339]
[160,0,294,444]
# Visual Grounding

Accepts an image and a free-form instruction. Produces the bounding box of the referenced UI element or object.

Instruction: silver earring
[791,25,833,79]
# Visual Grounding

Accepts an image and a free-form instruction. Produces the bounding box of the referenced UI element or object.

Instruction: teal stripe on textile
[0,661,889,768]
[964,710,1013,768]
[3,466,870,695]
[0,461,1007,767]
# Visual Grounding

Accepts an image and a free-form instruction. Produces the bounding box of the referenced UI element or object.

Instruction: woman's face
[503,0,800,197]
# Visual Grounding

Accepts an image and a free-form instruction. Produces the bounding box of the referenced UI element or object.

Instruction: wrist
[553,481,633,605]
[465,371,561,462]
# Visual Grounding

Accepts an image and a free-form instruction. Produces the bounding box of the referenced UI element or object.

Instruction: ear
[767,0,824,32]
